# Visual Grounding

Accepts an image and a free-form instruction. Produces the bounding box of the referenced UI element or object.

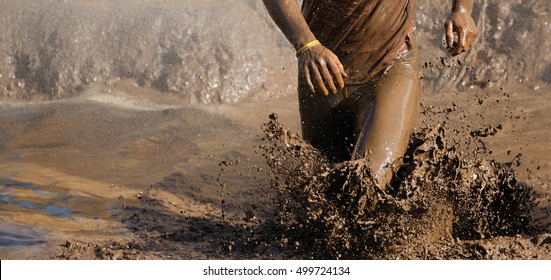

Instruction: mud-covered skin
[299,49,422,187]
[447,0,479,56]
[263,0,478,185]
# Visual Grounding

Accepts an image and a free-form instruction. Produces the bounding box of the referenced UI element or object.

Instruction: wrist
[452,6,468,13]
[296,39,321,57]
[290,33,317,51]
[452,1,472,13]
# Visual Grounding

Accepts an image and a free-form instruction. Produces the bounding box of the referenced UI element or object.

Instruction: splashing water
[259,113,535,259]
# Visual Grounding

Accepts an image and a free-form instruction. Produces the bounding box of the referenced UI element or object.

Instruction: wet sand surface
[0,80,550,259]
[0,81,299,259]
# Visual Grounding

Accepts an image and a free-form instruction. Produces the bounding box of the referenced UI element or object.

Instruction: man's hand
[261,0,347,95]
[445,6,478,56]
[299,44,347,95]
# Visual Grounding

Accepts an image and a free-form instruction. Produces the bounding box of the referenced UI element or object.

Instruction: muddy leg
[352,50,421,186]
[298,82,355,162]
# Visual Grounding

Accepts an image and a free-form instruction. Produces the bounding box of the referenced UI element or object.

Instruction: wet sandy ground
[0,80,298,259]
[0,80,550,259]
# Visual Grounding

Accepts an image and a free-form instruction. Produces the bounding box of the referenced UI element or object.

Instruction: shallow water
[0,220,45,247]
[1,179,79,218]
[0,81,550,259]
[0,81,300,259]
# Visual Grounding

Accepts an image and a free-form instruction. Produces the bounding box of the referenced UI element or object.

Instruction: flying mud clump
[260,113,535,259]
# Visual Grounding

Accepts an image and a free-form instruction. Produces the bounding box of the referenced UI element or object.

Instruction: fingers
[299,45,347,95]
[445,20,466,56]
[446,12,478,56]
[328,57,346,90]
[451,27,478,56]
[452,28,467,56]
[310,62,329,95]
[445,20,454,48]
[315,58,348,95]
[319,60,338,94]
[302,64,315,93]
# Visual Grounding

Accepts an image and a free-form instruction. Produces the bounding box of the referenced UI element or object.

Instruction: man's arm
[262,0,346,95]
[261,0,314,50]
[445,0,479,56]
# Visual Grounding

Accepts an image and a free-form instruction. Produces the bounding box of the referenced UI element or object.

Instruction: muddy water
[0,81,550,259]
[0,0,551,260]
[0,81,300,259]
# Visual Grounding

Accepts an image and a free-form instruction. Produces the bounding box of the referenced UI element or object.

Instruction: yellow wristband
[296,40,321,57]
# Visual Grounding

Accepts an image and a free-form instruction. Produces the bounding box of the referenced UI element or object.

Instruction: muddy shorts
[298,48,421,163]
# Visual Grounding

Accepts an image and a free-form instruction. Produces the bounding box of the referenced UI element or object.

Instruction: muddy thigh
[298,49,421,185]
[352,49,421,185]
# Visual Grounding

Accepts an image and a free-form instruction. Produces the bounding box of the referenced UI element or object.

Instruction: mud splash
[1,0,549,102]
[31,86,550,260]
[0,0,295,103]
[259,114,536,259]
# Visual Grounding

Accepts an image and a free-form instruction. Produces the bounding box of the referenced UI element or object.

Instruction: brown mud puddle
[258,114,543,259]
[0,82,550,259]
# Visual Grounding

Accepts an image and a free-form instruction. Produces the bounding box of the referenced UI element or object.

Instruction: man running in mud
[262,0,478,186]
